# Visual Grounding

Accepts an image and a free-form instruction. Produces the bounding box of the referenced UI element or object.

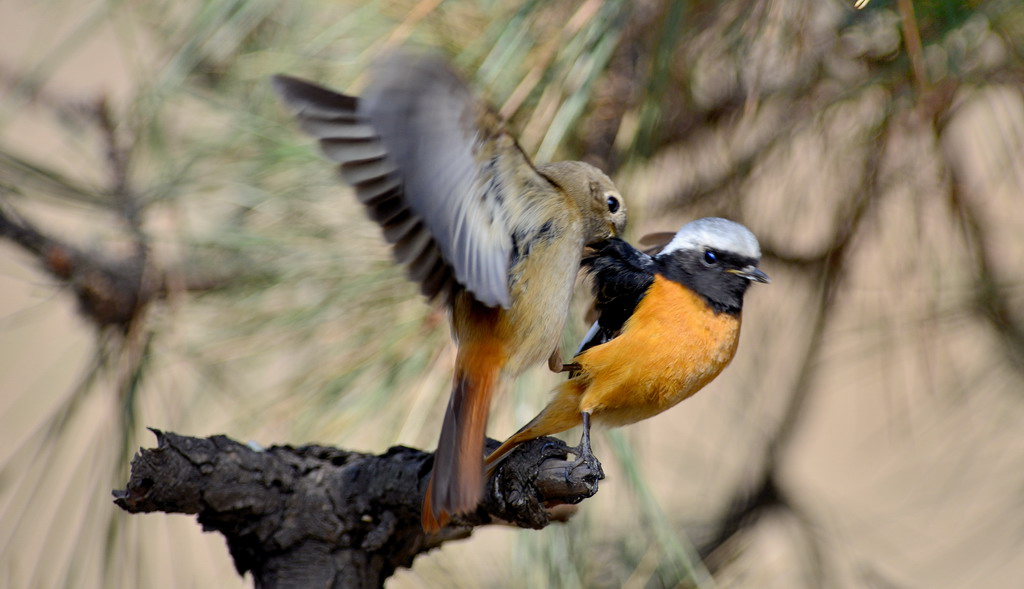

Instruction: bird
[271,52,628,531]
[485,217,768,474]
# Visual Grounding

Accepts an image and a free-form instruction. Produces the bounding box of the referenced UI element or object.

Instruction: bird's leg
[577,412,594,459]
[569,412,604,481]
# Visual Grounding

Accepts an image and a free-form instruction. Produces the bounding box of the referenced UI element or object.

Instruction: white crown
[661,217,761,259]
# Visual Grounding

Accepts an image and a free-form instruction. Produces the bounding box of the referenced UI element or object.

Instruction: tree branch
[0,201,149,330]
[114,430,602,589]
[0,196,246,329]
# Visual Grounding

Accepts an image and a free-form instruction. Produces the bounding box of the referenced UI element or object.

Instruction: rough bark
[114,430,602,589]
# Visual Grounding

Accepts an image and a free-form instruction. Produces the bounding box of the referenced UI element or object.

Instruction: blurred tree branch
[948,176,1024,371]
[0,199,152,330]
[0,85,240,331]
[1,96,154,333]
[695,110,890,565]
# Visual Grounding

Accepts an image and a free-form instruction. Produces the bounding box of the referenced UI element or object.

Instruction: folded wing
[576,238,657,354]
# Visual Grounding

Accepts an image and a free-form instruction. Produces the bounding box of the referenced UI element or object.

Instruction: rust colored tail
[422,345,502,532]
[484,379,585,477]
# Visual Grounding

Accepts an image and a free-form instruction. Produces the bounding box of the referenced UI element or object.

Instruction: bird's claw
[539,439,570,459]
[567,443,605,483]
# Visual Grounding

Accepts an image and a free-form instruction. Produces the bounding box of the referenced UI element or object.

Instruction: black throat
[654,249,757,315]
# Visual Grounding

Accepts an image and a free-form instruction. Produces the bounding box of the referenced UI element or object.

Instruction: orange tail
[484,379,585,477]
[422,344,503,532]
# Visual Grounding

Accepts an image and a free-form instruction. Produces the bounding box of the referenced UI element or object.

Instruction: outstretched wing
[272,53,554,308]
[576,237,657,355]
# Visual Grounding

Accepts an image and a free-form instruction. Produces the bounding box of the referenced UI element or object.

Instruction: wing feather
[576,238,657,354]
[272,53,554,308]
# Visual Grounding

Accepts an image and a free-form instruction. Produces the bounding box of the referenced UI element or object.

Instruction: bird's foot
[567,444,604,484]
[567,412,604,483]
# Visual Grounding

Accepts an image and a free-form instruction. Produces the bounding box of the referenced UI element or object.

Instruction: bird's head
[538,161,627,244]
[655,217,769,314]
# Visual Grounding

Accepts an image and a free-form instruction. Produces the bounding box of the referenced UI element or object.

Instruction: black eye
[606,195,620,213]
[703,250,718,265]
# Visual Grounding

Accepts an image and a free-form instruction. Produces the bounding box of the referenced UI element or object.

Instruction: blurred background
[2,0,1023,587]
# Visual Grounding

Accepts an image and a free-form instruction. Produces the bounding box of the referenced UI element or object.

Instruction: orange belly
[574,274,741,427]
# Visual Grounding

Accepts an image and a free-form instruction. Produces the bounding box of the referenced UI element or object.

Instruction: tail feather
[422,362,500,532]
[420,473,447,531]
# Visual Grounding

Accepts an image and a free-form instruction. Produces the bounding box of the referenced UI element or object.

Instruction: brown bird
[271,52,627,531]
[485,218,768,473]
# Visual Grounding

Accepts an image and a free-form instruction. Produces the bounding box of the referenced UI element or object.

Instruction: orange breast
[575,274,741,427]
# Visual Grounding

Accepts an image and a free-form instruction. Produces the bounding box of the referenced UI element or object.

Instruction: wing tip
[477,288,511,310]
[270,73,358,113]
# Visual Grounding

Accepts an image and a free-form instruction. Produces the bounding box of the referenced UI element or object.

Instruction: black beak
[729,266,770,284]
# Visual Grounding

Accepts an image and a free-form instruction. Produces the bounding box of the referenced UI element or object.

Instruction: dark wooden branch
[114,430,602,589]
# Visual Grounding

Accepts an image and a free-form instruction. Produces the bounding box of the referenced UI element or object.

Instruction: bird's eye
[606,195,620,213]
[703,250,718,265]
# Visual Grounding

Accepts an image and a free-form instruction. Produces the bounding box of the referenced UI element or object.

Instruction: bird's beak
[728,266,770,284]
[606,223,622,239]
